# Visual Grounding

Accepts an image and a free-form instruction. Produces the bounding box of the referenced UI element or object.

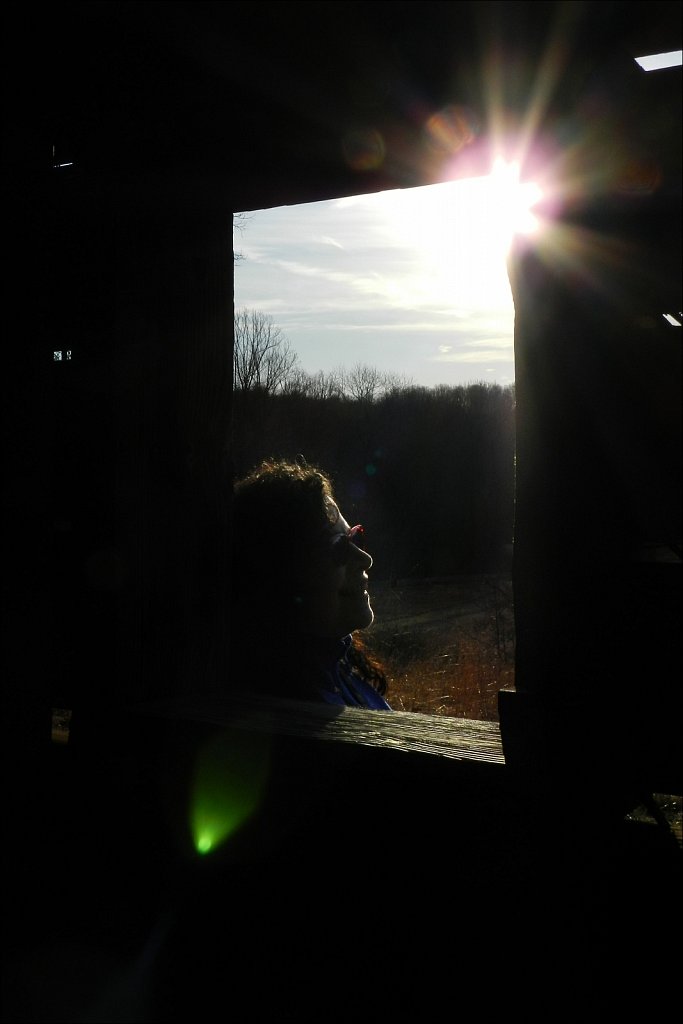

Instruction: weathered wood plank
[132,694,505,765]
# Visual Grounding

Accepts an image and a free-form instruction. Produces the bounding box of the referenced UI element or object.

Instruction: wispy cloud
[234,184,516,387]
[321,236,345,249]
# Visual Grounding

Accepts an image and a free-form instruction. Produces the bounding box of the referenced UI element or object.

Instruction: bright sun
[482,158,544,241]
[373,160,543,310]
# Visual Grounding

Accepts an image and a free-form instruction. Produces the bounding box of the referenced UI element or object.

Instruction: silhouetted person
[231,457,390,708]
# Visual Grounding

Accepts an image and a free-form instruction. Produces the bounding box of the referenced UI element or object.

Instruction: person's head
[232,458,375,642]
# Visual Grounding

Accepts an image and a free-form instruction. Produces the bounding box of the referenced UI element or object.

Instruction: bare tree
[233,308,299,392]
[342,362,413,402]
[278,368,339,399]
[279,366,314,396]
[233,212,254,263]
[313,368,346,400]
[280,367,345,399]
[382,369,415,395]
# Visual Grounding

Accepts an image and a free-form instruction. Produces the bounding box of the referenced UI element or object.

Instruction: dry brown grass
[363,575,515,721]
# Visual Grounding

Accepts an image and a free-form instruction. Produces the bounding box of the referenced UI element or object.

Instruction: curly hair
[234,458,337,544]
[233,459,335,618]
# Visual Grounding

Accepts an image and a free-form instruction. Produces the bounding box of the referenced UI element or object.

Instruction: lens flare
[190,727,270,856]
[424,105,479,156]
[342,128,386,171]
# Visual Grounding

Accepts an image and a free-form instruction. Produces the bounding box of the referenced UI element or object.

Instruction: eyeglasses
[329,524,366,564]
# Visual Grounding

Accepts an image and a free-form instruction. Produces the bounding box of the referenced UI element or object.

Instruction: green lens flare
[190,727,270,856]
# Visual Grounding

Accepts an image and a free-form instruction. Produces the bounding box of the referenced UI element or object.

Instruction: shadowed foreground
[3,698,680,1022]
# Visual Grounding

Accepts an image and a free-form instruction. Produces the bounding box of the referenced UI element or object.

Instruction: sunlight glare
[365,161,543,312]
[486,158,544,243]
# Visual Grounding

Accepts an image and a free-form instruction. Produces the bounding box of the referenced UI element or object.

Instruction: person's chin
[351,599,374,631]
[335,588,374,634]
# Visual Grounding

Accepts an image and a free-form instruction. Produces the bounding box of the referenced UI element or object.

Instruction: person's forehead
[324,496,350,533]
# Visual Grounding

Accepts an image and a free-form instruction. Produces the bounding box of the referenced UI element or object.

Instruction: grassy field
[364,575,515,721]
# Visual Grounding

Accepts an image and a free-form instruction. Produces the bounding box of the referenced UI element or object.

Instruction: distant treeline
[232,380,516,579]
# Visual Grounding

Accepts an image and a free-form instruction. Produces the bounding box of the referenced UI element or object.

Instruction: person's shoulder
[350,674,392,710]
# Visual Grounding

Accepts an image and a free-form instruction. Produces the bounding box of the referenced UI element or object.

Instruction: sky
[233,165,543,390]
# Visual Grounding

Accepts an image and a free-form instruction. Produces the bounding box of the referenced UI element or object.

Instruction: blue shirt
[315,635,392,710]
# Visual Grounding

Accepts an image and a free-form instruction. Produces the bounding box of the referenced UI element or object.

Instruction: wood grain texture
[133,694,506,764]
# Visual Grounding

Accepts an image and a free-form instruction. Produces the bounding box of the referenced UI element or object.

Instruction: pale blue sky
[233,172,535,389]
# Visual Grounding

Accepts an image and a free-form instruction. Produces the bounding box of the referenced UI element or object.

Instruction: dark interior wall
[509,239,681,793]
[5,115,233,787]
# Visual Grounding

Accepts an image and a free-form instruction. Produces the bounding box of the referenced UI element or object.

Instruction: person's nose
[351,544,373,570]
